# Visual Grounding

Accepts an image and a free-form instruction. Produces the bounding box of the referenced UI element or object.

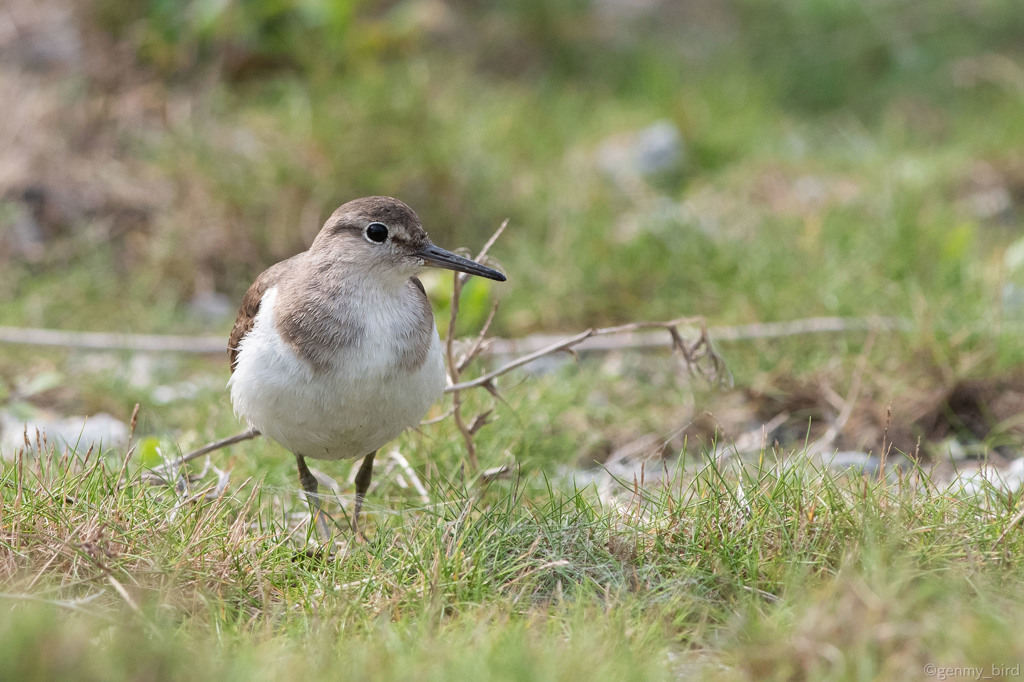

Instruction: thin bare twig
[388,449,430,504]
[446,254,473,466]
[444,221,508,470]
[0,315,905,355]
[482,316,906,356]
[473,218,509,267]
[153,428,260,474]
[445,328,593,394]
[420,407,455,426]
[457,302,499,374]
[807,330,877,456]
[445,316,729,393]
[0,326,225,352]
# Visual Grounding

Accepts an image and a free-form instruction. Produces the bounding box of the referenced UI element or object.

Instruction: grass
[2,433,1024,681]
[4,0,1024,678]
[4,1,1023,341]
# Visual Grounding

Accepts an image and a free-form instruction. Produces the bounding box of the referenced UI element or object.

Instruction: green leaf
[137,437,164,468]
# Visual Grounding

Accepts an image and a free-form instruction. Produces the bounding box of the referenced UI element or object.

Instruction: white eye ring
[365,222,389,243]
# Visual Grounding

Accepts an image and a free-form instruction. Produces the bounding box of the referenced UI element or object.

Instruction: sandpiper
[227,196,506,539]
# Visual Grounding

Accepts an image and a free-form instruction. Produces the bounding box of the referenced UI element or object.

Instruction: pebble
[946,458,1024,497]
[596,119,686,192]
[0,412,129,459]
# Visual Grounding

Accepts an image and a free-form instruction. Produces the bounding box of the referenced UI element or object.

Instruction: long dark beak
[416,243,507,282]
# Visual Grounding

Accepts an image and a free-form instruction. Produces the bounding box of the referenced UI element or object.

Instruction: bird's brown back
[228,256,300,372]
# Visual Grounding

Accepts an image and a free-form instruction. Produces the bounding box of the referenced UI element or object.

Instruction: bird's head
[310,196,506,288]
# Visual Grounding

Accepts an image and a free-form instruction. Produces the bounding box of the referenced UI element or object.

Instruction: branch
[806,330,877,456]
[481,316,907,357]
[445,316,729,393]
[445,328,593,393]
[443,220,508,470]
[0,316,906,355]
[0,326,225,353]
[473,218,509,267]
[153,428,260,474]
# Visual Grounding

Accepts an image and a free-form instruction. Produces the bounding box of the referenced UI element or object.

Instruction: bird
[226,196,506,540]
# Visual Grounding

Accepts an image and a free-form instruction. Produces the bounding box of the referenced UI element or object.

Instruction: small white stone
[0,412,129,459]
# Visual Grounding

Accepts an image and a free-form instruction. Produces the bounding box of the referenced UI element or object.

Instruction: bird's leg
[295,454,333,542]
[352,451,376,535]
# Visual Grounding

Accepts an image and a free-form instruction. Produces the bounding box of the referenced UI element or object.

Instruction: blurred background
[2,0,1024,471]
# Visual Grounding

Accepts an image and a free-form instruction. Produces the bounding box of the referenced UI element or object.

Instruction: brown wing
[227,256,299,372]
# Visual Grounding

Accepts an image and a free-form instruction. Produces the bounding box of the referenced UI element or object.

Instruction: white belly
[228,287,446,460]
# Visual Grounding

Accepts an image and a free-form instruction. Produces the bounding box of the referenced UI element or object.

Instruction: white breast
[228,287,446,460]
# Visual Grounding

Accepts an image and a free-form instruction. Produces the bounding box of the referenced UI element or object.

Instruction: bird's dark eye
[365,222,389,243]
